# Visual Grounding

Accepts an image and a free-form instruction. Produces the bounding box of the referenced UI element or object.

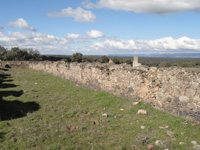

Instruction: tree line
[1,45,200,67]
[0,46,41,61]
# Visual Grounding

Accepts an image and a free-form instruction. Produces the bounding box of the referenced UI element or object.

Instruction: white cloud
[0,32,70,54]
[67,33,82,39]
[1,30,200,55]
[90,37,200,52]
[7,18,37,31]
[83,0,200,14]
[47,7,96,22]
[67,30,104,39]
[86,30,104,38]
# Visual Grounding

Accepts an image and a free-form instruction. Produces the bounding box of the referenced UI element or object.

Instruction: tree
[111,57,120,64]
[72,53,83,63]
[99,55,109,63]
[0,45,7,60]
[83,56,97,63]
[0,46,41,61]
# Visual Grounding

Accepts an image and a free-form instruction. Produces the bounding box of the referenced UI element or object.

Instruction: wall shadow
[0,68,40,121]
[0,99,40,121]
[0,132,6,140]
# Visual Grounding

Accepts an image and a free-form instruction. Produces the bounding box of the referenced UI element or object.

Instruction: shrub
[72,53,83,63]
[99,55,109,63]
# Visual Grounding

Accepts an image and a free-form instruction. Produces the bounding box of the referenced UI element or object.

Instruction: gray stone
[187,103,197,111]
[128,87,134,92]
[166,131,174,137]
[174,97,180,104]
[191,141,197,145]
[186,88,196,98]
[137,109,148,115]
[193,145,200,150]
[196,115,200,121]
[194,95,200,101]
[190,111,196,117]
[155,140,164,146]
[156,92,163,101]
[169,76,176,84]
[166,96,172,102]
[178,110,185,117]
[179,96,189,105]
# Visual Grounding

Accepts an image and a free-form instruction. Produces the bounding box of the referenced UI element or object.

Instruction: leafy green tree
[62,57,72,63]
[124,59,132,65]
[83,56,97,63]
[72,53,83,63]
[99,55,109,63]
[0,45,7,60]
[111,57,120,64]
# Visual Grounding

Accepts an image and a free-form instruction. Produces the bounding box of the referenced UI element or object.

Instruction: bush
[72,53,83,63]
[111,57,120,64]
[83,56,97,63]
[0,45,41,61]
[99,55,109,63]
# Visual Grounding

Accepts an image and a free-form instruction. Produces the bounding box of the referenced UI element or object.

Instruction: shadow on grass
[0,132,6,140]
[0,68,8,71]
[0,68,40,121]
[0,99,40,121]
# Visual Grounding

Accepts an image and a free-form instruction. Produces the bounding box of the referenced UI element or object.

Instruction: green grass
[0,67,200,150]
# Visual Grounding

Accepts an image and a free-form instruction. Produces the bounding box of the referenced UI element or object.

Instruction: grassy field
[0,67,200,150]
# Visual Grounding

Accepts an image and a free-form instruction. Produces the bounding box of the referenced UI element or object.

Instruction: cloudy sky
[0,0,200,55]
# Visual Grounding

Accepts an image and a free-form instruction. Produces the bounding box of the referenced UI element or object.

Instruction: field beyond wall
[0,67,200,150]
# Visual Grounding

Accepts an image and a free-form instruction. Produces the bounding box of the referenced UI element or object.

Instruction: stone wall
[1,60,200,121]
[27,61,200,121]
[0,61,29,67]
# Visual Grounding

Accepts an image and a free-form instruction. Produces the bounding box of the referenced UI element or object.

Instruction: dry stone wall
[1,60,200,121]
[28,61,200,121]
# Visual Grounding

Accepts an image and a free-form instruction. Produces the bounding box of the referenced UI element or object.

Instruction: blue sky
[0,0,200,55]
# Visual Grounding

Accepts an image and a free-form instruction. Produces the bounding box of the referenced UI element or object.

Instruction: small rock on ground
[155,140,164,147]
[193,145,200,150]
[146,144,155,150]
[137,109,147,115]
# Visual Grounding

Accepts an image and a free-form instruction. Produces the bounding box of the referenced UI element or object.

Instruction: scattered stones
[192,141,197,145]
[120,108,124,111]
[137,109,147,115]
[132,102,139,106]
[179,142,185,145]
[131,145,140,150]
[165,125,169,129]
[136,135,149,145]
[93,120,99,125]
[181,132,184,135]
[155,140,164,147]
[193,145,200,150]
[166,131,174,137]
[146,144,155,150]
[102,113,108,117]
